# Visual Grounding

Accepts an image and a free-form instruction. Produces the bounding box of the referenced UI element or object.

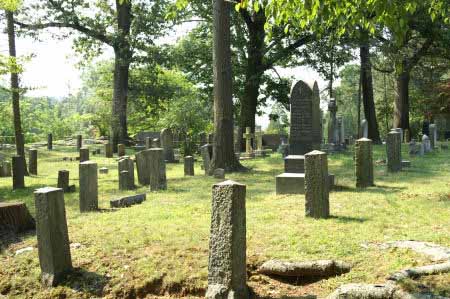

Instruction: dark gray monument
[355,138,374,188]
[160,128,175,162]
[305,150,330,218]
[29,148,38,175]
[79,161,98,212]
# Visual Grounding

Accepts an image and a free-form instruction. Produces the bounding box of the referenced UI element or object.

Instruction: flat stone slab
[380,241,450,262]
[110,194,146,208]
[276,173,334,195]
[401,160,411,168]
[99,167,109,174]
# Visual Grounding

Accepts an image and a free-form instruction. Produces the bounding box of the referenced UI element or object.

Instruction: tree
[16,0,169,151]
[209,0,243,173]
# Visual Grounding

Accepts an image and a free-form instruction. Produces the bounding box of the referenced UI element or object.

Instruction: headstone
[76,135,82,150]
[206,180,248,299]
[135,150,151,185]
[254,126,266,157]
[392,128,403,143]
[160,128,175,162]
[360,119,368,138]
[145,137,152,149]
[304,150,330,218]
[213,168,225,179]
[0,202,35,233]
[152,138,160,148]
[386,131,402,172]
[118,157,135,189]
[242,127,254,157]
[184,156,194,176]
[338,117,345,145]
[12,156,25,189]
[119,171,131,190]
[328,98,339,144]
[0,161,12,177]
[110,194,146,208]
[199,132,207,146]
[284,155,305,173]
[429,124,437,149]
[201,144,213,175]
[355,138,374,188]
[79,147,89,163]
[47,133,53,150]
[422,135,431,153]
[117,144,126,157]
[79,161,98,212]
[34,187,72,286]
[57,170,75,193]
[404,129,410,143]
[99,167,109,174]
[148,148,167,191]
[422,120,430,137]
[105,143,113,158]
[408,140,418,156]
[290,80,321,155]
[29,149,38,175]
[418,142,425,156]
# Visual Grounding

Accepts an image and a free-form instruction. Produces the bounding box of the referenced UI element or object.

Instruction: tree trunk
[360,41,381,144]
[239,11,265,150]
[111,0,131,152]
[6,10,28,175]
[394,68,410,133]
[209,0,243,173]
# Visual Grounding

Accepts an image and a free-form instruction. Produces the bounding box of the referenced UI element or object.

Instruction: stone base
[401,160,411,168]
[254,150,267,157]
[276,173,335,195]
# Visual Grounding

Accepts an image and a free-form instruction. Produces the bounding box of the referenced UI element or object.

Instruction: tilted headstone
[34,187,72,286]
[105,143,113,158]
[429,124,437,149]
[386,131,402,172]
[305,150,330,218]
[290,80,321,155]
[135,150,151,185]
[117,144,126,157]
[148,148,167,191]
[201,144,213,175]
[118,157,135,189]
[47,133,53,150]
[206,180,248,299]
[360,119,368,138]
[184,156,194,176]
[355,138,374,188]
[242,127,254,156]
[160,128,175,162]
[76,135,82,150]
[12,156,25,189]
[29,149,38,175]
[79,147,89,163]
[57,170,75,193]
[79,161,98,212]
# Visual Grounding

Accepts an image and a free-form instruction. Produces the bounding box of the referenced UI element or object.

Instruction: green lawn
[0,143,449,298]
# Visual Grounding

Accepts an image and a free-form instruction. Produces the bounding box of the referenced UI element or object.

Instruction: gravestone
[254,126,266,157]
[105,143,113,158]
[99,167,108,174]
[29,149,38,175]
[242,127,254,157]
[0,161,12,177]
[47,133,53,150]
[119,171,131,190]
[305,150,330,218]
[328,98,339,144]
[152,138,160,148]
[160,128,175,162]
[355,138,374,188]
[386,131,402,172]
[117,144,126,157]
[34,187,72,286]
[110,194,146,208]
[422,135,431,153]
[199,132,207,146]
[57,170,75,193]
[418,142,425,156]
[184,156,194,176]
[206,180,248,299]
[76,135,82,150]
[409,140,418,156]
[201,144,213,175]
[79,147,89,163]
[284,155,305,173]
[290,80,321,155]
[79,161,98,212]
[12,156,25,189]
[135,150,151,185]
[392,128,403,143]
[118,157,135,189]
[145,137,152,149]
[360,119,368,138]
[213,168,225,179]
[429,124,437,149]
[338,117,345,145]
[148,148,167,191]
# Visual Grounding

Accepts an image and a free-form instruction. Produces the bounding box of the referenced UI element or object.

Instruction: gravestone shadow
[0,229,35,254]
[60,267,110,297]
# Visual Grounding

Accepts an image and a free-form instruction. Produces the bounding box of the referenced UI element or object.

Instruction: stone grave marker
[201,144,213,175]
[305,150,330,218]
[79,147,89,163]
[79,161,98,212]
[57,170,75,193]
[12,156,25,189]
[160,128,175,162]
[148,148,167,191]
[105,143,113,158]
[110,194,146,208]
[422,135,431,153]
[29,149,38,175]
[360,119,368,138]
[355,138,374,188]
[117,144,126,157]
[429,124,437,149]
[47,133,53,150]
[76,135,82,150]
[213,168,225,179]
[387,131,402,172]
[184,156,194,176]
[145,137,152,149]
[242,127,254,158]
[136,150,151,185]
[0,161,12,177]
[118,157,135,189]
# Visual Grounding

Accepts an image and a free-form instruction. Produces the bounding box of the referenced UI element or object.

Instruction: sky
[0,23,331,129]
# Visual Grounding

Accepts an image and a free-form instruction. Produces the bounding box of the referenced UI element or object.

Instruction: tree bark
[394,68,410,133]
[360,39,381,144]
[6,11,28,175]
[111,0,132,152]
[209,0,243,173]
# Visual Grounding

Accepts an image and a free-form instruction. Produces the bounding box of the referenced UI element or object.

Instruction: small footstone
[110,194,146,208]
[213,168,225,179]
[276,173,305,195]
[99,167,109,174]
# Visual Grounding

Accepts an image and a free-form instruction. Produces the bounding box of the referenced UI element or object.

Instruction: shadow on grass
[0,229,36,254]
[330,215,368,223]
[61,267,110,297]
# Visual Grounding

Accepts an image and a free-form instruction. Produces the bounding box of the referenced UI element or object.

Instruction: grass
[0,143,449,298]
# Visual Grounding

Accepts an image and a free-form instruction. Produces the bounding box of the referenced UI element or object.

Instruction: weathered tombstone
[79,147,89,163]
[290,80,321,155]
[12,156,25,189]
[76,135,82,150]
[110,194,146,208]
[404,129,410,143]
[418,142,425,156]
[79,161,98,212]
[105,143,113,158]
[429,124,437,149]
[29,148,38,175]
[355,138,374,188]
[242,127,254,157]
[305,150,330,218]
[0,161,12,177]
[145,137,152,149]
[422,134,431,153]
[160,128,175,162]
[409,140,418,156]
[135,150,151,185]
[47,133,53,150]
[57,170,75,193]
[152,138,160,148]
[254,126,266,157]
[34,187,72,286]
[148,148,167,191]
[360,119,368,138]
[206,180,248,299]
[387,131,402,172]
[201,144,213,175]
[184,156,194,176]
[328,98,339,144]
[284,155,305,173]
[117,144,126,157]
[392,128,403,143]
[99,167,108,174]
[338,117,345,145]
[213,168,225,179]
[119,171,131,190]
[118,157,135,189]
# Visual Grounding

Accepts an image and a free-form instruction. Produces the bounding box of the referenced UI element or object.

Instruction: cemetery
[0,0,449,298]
